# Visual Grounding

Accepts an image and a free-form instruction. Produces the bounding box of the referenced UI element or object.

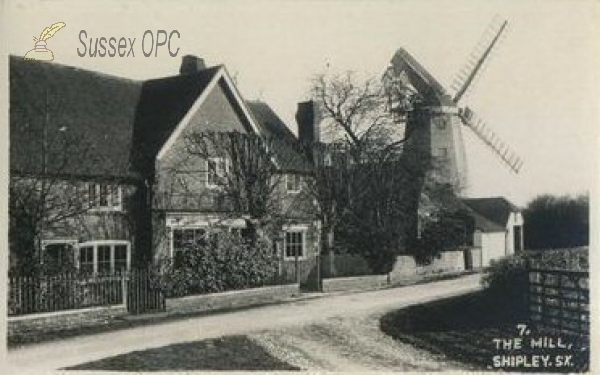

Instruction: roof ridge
[143,64,223,84]
[10,54,142,85]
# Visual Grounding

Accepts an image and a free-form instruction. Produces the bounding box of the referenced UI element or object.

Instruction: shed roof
[461,197,520,230]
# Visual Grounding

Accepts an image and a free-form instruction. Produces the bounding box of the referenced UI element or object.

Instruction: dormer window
[207,157,227,188]
[88,183,122,211]
[286,174,302,193]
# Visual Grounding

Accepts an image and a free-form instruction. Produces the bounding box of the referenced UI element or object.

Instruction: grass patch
[380,291,589,372]
[65,335,299,371]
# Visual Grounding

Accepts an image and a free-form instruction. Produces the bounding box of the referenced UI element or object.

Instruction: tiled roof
[10,55,142,179]
[10,56,311,180]
[246,101,312,173]
[11,56,223,179]
[132,66,222,175]
[461,197,520,230]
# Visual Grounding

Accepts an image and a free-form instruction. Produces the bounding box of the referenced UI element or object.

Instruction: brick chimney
[295,100,321,145]
[180,55,206,75]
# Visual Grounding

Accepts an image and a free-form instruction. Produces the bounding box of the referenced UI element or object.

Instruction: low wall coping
[8,304,126,323]
[167,283,299,304]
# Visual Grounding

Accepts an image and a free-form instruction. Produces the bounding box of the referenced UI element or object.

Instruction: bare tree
[181,131,307,245]
[311,72,413,161]
[308,71,461,274]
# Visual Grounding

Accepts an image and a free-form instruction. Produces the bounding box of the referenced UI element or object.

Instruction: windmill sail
[451,18,508,103]
[459,107,523,173]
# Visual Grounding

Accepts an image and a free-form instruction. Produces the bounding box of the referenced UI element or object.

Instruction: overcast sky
[4,0,599,207]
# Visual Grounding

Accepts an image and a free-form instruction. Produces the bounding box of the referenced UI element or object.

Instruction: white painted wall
[481,232,507,267]
[505,211,524,255]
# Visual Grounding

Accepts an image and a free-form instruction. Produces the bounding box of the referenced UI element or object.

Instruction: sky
[3,0,599,207]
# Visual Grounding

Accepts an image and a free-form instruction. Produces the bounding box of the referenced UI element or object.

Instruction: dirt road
[7,274,481,373]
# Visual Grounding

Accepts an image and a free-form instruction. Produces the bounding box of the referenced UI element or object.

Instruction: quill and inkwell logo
[24,22,66,61]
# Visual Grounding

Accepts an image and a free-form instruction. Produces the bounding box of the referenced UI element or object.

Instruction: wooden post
[121,271,128,309]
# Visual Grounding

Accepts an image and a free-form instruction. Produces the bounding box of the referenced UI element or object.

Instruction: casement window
[76,241,131,275]
[170,224,246,266]
[206,158,227,188]
[97,245,112,274]
[286,174,302,193]
[172,227,207,266]
[283,229,306,260]
[42,240,77,267]
[88,183,122,210]
[79,246,94,274]
[114,244,128,272]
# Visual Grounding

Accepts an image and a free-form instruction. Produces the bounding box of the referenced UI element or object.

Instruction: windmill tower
[383,19,523,195]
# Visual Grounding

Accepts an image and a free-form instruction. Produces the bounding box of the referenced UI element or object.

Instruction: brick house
[9,55,319,282]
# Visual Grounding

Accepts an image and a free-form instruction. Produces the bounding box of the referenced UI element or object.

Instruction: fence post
[121,271,128,308]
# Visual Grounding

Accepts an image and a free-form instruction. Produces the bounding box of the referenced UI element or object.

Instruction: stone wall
[8,305,127,344]
[391,250,466,280]
[322,274,389,293]
[166,283,300,315]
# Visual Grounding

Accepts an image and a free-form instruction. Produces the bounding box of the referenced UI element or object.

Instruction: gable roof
[154,66,262,161]
[10,56,270,180]
[246,101,312,173]
[10,55,142,179]
[132,65,222,174]
[461,197,520,229]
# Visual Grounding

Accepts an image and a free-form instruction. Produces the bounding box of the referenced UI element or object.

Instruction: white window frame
[169,221,247,259]
[88,183,123,212]
[286,174,302,194]
[206,157,228,189]
[170,226,209,260]
[75,240,131,274]
[283,225,308,260]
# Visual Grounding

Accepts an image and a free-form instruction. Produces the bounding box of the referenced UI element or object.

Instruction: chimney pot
[180,55,206,75]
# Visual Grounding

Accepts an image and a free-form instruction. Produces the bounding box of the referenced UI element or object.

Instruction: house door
[463,249,473,270]
[513,226,523,252]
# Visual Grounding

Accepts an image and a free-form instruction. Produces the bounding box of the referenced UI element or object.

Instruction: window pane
[98,245,111,274]
[173,228,207,268]
[115,245,127,261]
[79,246,94,274]
[173,230,183,248]
[207,159,217,186]
[285,231,304,258]
[100,184,109,206]
[115,245,127,272]
[89,184,97,207]
[112,187,121,207]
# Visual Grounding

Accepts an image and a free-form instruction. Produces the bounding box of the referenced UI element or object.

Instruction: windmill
[383,18,523,195]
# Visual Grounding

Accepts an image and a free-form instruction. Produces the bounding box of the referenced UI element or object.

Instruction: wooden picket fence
[528,266,589,337]
[126,268,166,315]
[8,269,166,316]
[8,272,126,316]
